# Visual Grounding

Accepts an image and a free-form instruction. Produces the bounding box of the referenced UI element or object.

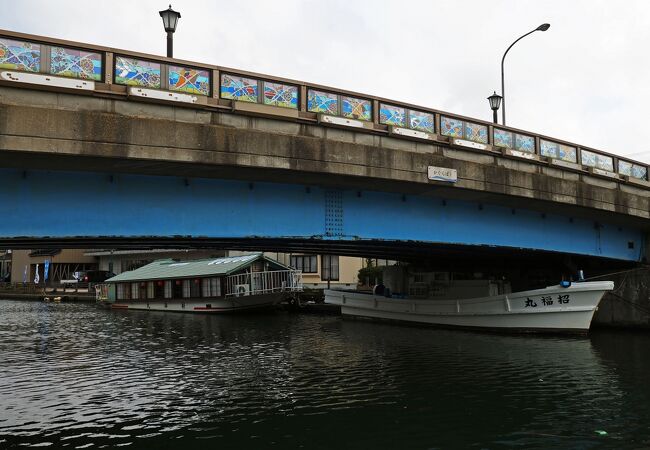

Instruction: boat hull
[109,292,284,313]
[325,281,614,333]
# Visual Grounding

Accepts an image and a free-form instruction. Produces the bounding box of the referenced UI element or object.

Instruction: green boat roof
[106,253,288,283]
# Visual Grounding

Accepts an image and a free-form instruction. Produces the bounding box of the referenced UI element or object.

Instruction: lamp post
[500,23,550,125]
[487,91,502,124]
[159,5,181,58]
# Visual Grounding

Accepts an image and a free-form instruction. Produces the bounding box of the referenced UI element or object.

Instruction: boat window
[201,277,221,297]
[182,280,191,298]
[131,282,139,300]
[190,279,201,298]
[117,283,129,300]
[212,278,221,297]
[164,280,172,299]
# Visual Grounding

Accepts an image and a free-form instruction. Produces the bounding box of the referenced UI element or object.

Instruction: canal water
[0,300,648,449]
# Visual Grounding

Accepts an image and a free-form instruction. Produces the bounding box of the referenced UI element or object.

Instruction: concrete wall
[593,268,650,328]
[0,85,647,228]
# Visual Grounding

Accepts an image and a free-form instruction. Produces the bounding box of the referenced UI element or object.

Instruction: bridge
[0,28,648,266]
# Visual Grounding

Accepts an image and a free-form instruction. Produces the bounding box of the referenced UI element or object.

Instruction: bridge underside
[0,168,644,263]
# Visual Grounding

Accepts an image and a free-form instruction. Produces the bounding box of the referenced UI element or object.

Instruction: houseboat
[324,267,613,333]
[96,253,302,313]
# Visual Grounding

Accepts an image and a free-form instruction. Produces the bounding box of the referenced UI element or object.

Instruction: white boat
[324,280,614,333]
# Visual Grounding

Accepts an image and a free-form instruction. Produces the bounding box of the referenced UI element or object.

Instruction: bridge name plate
[427,166,458,183]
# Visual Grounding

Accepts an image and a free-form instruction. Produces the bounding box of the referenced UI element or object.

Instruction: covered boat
[96,253,302,313]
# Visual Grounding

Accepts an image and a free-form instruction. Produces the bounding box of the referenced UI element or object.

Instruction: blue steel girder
[0,168,644,261]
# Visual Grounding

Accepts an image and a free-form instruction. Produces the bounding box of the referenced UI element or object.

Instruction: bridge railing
[0,29,647,186]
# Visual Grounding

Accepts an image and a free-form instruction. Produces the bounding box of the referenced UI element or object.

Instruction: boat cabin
[99,253,301,303]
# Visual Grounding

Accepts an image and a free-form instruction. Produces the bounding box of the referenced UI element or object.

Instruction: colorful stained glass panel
[169,66,210,95]
[557,144,577,162]
[515,134,535,153]
[493,129,513,148]
[440,117,463,138]
[341,96,372,121]
[308,89,338,115]
[115,56,160,88]
[379,104,406,127]
[581,149,614,171]
[0,38,40,72]
[220,74,258,102]
[540,140,559,158]
[619,161,648,180]
[618,160,632,176]
[464,122,488,143]
[263,82,298,109]
[408,110,434,133]
[633,165,648,180]
[50,47,101,80]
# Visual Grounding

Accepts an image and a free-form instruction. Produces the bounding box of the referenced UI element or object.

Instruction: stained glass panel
[0,38,40,72]
[115,56,160,88]
[598,155,614,171]
[618,161,635,177]
[581,149,614,171]
[408,110,434,133]
[169,66,210,95]
[580,149,596,167]
[50,47,101,80]
[341,96,372,121]
[220,74,258,102]
[308,89,338,115]
[618,160,633,177]
[513,134,534,153]
[263,82,298,109]
[540,140,559,158]
[440,116,463,137]
[379,104,406,127]
[557,144,577,162]
[632,165,648,180]
[464,122,488,143]
[493,129,513,148]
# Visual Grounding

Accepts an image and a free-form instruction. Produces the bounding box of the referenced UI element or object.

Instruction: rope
[583,266,649,281]
[593,267,650,316]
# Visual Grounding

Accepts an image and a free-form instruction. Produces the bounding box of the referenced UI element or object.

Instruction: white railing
[225,270,303,297]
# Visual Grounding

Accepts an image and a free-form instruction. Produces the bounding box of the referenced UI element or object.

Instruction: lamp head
[537,23,550,31]
[159,5,181,33]
[487,91,503,111]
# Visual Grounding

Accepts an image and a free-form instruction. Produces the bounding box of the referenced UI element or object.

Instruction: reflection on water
[0,300,649,449]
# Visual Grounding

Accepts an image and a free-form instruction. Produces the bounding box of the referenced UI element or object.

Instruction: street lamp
[487,91,502,124]
[159,4,181,58]
[500,23,550,125]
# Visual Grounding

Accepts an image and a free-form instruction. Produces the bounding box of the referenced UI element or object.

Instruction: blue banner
[44,260,50,281]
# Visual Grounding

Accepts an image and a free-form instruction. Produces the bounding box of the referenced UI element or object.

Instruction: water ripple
[0,300,649,449]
